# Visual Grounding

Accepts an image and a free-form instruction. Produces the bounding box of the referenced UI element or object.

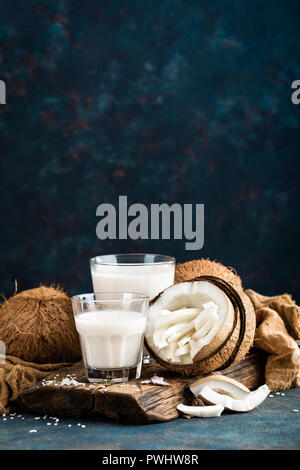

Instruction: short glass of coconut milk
[71,292,149,383]
[89,254,175,363]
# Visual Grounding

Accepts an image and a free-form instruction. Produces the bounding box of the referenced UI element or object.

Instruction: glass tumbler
[89,254,175,363]
[71,292,149,383]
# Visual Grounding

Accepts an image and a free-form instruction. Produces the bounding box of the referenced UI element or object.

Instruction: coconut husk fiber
[245,289,300,392]
[0,285,81,363]
[175,258,242,289]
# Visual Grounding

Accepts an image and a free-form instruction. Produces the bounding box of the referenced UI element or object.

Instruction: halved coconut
[145,280,237,374]
[145,276,256,376]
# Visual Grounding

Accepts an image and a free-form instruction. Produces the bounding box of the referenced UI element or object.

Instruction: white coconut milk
[74,310,147,369]
[91,263,175,300]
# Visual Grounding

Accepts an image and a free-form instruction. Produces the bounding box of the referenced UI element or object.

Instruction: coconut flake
[141,376,170,386]
[60,377,85,387]
[150,375,170,386]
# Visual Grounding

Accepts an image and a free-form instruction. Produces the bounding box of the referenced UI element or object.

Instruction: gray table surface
[0,388,299,450]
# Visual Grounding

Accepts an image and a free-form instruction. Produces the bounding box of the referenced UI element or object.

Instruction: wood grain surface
[17,349,266,424]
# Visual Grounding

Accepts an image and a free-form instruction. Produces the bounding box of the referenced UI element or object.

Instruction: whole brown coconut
[0,286,81,364]
[175,258,242,289]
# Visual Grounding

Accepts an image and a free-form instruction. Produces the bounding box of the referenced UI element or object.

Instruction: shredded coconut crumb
[143,375,170,386]
[60,377,85,387]
[40,377,85,387]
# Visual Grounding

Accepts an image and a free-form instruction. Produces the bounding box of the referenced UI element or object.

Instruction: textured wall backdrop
[0,0,299,300]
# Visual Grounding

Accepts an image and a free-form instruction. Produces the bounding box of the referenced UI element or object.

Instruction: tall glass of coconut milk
[89,254,175,362]
[90,254,175,301]
[72,292,149,383]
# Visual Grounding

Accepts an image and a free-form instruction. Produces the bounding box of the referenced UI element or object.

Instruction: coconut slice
[168,324,194,344]
[145,280,235,369]
[198,384,270,412]
[190,375,251,400]
[177,403,224,418]
[157,308,202,329]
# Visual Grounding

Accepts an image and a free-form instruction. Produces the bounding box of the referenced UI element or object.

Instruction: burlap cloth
[0,355,71,415]
[245,289,300,391]
[0,289,299,414]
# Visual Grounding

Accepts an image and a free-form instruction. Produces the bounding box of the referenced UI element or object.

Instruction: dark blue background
[0,0,299,300]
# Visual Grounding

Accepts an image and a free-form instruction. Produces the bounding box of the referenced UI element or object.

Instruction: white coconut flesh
[146,281,235,364]
[190,375,251,400]
[198,384,270,412]
[177,403,224,418]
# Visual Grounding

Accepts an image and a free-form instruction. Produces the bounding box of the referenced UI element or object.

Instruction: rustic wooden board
[17,349,266,424]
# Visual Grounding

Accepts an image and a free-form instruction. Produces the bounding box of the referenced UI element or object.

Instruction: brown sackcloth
[0,290,299,413]
[246,289,300,391]
[0,355,71,414]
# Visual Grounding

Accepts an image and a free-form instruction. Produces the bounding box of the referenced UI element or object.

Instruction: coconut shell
[193,292,235,362]
[198,276,256,369]
[0,286,81,364]
[145,275,256,376]
[175,259,242,289]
